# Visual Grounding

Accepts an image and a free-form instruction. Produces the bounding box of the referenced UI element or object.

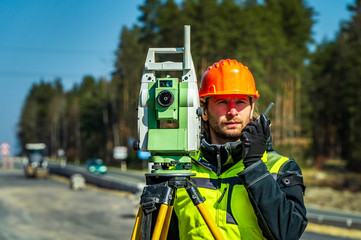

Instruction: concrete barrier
[49,163,144,194]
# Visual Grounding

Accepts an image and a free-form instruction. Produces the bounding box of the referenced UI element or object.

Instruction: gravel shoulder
[303,167,361,214]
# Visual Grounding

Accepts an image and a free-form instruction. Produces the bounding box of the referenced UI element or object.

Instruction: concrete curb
[49,163,144,194]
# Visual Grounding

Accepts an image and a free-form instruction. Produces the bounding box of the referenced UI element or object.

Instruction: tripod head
[135,25,202,174]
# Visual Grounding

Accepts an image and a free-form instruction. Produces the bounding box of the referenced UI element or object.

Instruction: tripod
[131,172,225,240]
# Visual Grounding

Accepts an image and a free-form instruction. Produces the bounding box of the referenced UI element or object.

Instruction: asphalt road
[2,163,361,240]
[0,168,137,240]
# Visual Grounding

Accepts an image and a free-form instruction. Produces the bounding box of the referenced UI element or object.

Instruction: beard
[207,114,251,143]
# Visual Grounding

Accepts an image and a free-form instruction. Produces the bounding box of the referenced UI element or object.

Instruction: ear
[202,108,208,121]
[200,98,208,121]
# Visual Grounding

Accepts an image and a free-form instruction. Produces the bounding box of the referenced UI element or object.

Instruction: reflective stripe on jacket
[172,151,298,240]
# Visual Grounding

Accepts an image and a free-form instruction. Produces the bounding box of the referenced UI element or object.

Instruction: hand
[241,114,270,168]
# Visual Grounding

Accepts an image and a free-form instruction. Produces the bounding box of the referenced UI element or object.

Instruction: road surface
[0,168,137,240]
[2,165,361,240]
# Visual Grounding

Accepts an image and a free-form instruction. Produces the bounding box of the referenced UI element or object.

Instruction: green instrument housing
[136,26,200,174]
[147,78,195,171]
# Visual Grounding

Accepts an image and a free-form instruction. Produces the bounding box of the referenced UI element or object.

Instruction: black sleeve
[238,159,308,240]
[166,209,180,240]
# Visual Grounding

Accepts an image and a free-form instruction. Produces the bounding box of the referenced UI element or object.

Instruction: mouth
[225,122,240,128]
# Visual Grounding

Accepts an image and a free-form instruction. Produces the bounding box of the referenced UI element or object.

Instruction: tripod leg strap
[141,182,173,214]
[140,182,174,240]
[141,210,153,240]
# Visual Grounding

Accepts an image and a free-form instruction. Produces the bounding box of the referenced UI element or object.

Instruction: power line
[0,46,113,56]
[0,70,107,79]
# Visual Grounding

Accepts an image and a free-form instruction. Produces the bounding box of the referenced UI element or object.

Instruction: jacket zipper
[218,187,227,203]
[216,147,222,225]
[215,177,221,226]
[216,147,221,176]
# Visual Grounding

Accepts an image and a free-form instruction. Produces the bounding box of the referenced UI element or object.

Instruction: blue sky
[0,0,355,155]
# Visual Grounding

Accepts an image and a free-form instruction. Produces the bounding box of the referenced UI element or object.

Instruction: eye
[220,100,228,104]
[215,99,228,104]
[235,99,247,105]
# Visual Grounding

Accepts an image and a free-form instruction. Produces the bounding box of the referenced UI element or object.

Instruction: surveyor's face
[203,95,254,145]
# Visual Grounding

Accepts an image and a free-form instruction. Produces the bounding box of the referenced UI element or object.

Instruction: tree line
[307,0,361,170]
[17,0,361,170]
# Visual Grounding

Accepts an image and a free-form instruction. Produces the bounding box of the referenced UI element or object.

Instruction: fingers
[259,114,270,126]
[259,114,271,138]
[243,122,259,134]
[242,115,270,139]
[240,131,249,143]
[240,132,251,152]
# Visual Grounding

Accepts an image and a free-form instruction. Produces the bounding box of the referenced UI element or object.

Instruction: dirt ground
[302,160,361,213]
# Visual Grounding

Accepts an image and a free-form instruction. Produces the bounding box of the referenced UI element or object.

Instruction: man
[170,59,307,239]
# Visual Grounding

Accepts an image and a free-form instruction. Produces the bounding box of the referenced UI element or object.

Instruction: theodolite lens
[157,90,174,107]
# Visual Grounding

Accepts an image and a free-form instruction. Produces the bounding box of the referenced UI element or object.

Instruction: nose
[228,101,238,116]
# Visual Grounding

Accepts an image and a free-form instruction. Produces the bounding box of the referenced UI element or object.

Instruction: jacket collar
[199,138,244,174]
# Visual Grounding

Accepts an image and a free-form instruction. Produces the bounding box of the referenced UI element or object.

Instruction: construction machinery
[24,143,49,178]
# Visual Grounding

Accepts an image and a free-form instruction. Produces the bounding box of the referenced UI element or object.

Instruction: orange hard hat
[199,59,259,99]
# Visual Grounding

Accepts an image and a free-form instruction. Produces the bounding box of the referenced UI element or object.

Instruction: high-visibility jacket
[170,141,308,240]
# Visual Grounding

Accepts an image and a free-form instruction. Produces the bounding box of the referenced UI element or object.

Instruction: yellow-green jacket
[169,139,308,240]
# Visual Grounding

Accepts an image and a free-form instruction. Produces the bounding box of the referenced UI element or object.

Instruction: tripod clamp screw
[140,182,174,214]
[170,160,181,165]
[186,180,205,205]
[184,163,192,170]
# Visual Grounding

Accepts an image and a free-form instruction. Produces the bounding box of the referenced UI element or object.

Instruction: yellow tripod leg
[185,179,225,240]
[197,202,225,240]
[131,205,143,240]
[151,204,169,240]
[160,205,173,240]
